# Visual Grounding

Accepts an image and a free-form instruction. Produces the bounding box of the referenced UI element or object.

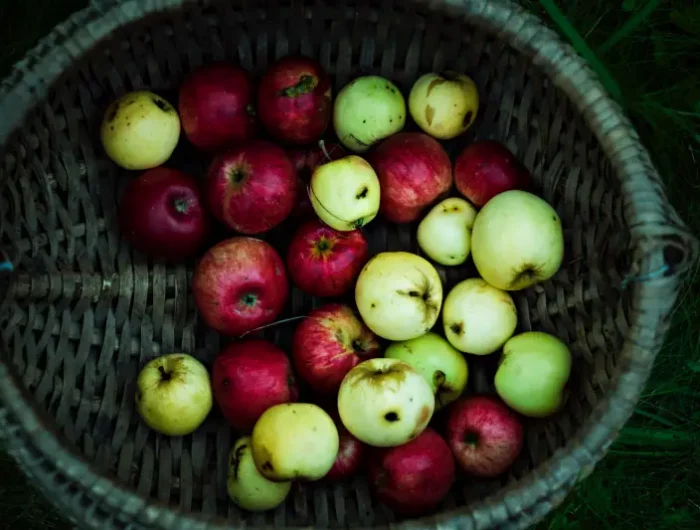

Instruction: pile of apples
[103,56,571,517]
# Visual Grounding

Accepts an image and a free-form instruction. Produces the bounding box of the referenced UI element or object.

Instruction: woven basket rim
[0,1,697,529]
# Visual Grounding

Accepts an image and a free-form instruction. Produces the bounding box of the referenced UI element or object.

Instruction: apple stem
[158,366,172,382]
[238,315,309,338]
[318,139,331,162]
[173,198,190,214]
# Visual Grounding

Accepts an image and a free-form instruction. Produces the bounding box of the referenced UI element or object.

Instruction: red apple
[446,395,523,477]
[369,132,452,223]
[212,338,299,431]
[258,56,332,145]
[325,424,367,481]
[119,167,209,261]
[454,140,531,207]
[292,303,380,394]
[205,141,297,234]
[192,237,289,336]
[286,220,368,297]
[178,63,256,151]
[368,427,455,516]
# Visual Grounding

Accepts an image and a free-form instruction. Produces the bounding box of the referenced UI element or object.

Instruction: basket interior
[0,0,634,526]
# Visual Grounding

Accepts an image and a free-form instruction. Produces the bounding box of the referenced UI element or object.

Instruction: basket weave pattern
[0,1,697,529]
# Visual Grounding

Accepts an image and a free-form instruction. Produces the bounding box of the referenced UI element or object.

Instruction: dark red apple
[212,338,299,431]
[258,56,332,145]
[119,167,209,261]
[292,303,380,394]
[446,395,523,477]
[325,424,367,481]
[205,141,297,234]
[369,132,452,223]
[192,237,289,336]
[178,63,256,151]
[368,428,455,516]
[286,220,368,297]
[454,140,531,207]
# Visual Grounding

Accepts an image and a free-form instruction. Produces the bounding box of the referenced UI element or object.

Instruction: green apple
[100,90,181,170]
[309,155,380,230]
[471,190,564,290]
[495,331,572,417]
[355,251,443,341]
[227,436,291,512]
[135,353,213,436]
[443,278,518,355]
[338,358,434,447]
[333,76,406,152]
[417,197,478,266]
[385,332,468,410]
[408,72,479,139]
[251,403,339,481]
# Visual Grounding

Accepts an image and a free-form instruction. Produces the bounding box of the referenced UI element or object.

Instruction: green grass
[1,1,699,529]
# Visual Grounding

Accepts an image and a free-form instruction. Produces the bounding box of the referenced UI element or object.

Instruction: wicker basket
[0,0,697,528]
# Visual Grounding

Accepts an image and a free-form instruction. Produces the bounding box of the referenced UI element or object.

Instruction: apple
[333,76,406,153]
[178,63,256,152]
[227,435,292,511]
[337,358,435,447]
[368,427,455,516]
[408,72,479,140]
[292,303,380,394]
[325,424,367,481]
[495,331,572,417]
[258,56,332,144]
[205,140,297,235]
[286,220,368,297]
[369,132,452,223]
[212,338,298,431]
[101,91,180,170]
[251,403,339,481]
[385,332,468,410]
[442,278,517,355]
[454,140,531,207]
[355,251,443,341]
[446,395,523,477]
[135,353,213,436]
[471,190,564,290]
[309,155,380,231]
[192,237,289,336]
[417,197,477,266]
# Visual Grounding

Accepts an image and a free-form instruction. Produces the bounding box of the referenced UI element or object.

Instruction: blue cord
[0,261,13,272]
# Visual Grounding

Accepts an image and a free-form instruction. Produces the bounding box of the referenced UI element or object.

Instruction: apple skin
[227,436,292,512]
[417,197,477,266]
[178,63,256,152]
[454,140,531,207]
[324,423,368,481]
[368,427,455,516]
[337,358,435,448]
[385,331,468,410]
[119,167,210,261]
[292,303,380,394]
[258,56,332,145]
[495,331,572,417]
[101,91,180,170]
[205,141,297,235]
[135,353,213,436]
[212,338,299,431]
[445,395,523,477]
[471,190,564,290]
[369,132,452,223]
[286,220,368,297]
[192,237,289,337]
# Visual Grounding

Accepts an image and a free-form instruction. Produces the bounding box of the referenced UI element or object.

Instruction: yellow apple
[417,197,477,266]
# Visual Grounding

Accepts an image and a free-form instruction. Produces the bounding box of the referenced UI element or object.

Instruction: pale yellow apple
[417,197,477,266]
[355,251,443,341]
[227,436,291,512]
[251,403,339,481]
[135,353,213,436]
[385,332,468,410]
[101,91,181,170]
[471,190,564,290]
[309,155,381,231]
[409,72,479,139]
[338,358,434,447]
[495,331,572,417]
